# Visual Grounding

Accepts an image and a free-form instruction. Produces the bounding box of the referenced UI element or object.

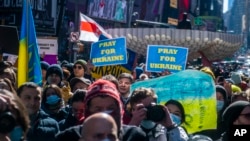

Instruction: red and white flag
[79,13,111,42]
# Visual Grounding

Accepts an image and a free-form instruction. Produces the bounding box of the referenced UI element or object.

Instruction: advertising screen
[0,0,58,35]
[87,0,128,23]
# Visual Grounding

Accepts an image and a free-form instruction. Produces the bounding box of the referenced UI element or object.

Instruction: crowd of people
[0,58,250,141]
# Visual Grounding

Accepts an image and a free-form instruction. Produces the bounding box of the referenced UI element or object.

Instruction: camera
[146,105,165,122]
[0,111,16,134]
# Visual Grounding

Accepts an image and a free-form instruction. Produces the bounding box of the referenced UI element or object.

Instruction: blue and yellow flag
[18,0,42,87]
[131,70,217,134]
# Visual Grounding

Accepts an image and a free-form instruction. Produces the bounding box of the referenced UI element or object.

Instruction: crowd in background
[0,58,250,141]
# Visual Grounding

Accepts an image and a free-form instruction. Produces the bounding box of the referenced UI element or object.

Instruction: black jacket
[55,124,146,141]
[27,110,59,141]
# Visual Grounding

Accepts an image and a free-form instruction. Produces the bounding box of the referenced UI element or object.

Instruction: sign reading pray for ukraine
[90,37,127,66]
[130,70,217,134]
[146,45,188,73]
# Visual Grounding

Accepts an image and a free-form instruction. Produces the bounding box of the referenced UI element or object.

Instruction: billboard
[132,0,165,22]
[0,0,58,35]
[87,0,128,23]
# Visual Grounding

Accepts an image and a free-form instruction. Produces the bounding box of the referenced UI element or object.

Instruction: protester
[128,87,189,141]
[0,78,17,95]
[0,89,30,141]
[165,99,187,126]
[117,72,134,105]
[55,79,146,141]
[72,59,92,80]
[73,60,87,76]
[231,90,250,103]
[0,61,17,89]
[139,73,149,81]
[79,112,119,141]
[200,66,216,82]
[62,68,71,81]
[17,82,59,141]
[192,85,229,140]
[220,101,250,141]
[59,89,86,131]
[46,64,64,86]
[69,77,91,93]
[42,84,67,122]
[102,74,119,89]
[40,61,50,86]
[45,64,73,104]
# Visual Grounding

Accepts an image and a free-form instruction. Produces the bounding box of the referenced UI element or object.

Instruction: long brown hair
[0,89,30,137]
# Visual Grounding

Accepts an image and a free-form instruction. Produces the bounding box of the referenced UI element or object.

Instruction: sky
[223,0,228,13]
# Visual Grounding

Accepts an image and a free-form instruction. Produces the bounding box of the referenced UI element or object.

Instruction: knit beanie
[40,61,50,70]
[46,64,63,80]
[74,59,87,71]
[231,84,242,93]
[84,79,123,118]
[225,78,235,85]
[200,67,215,81]
[222,101,250,128]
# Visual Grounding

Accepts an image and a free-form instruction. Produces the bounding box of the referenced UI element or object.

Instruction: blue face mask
[140,120,156,129]
[46,95,61,105]
[170,113,181,125]
[9,126,23,141]
[217,100,224,112]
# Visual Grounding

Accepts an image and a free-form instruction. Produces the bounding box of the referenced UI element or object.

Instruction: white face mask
[140,120,156,129]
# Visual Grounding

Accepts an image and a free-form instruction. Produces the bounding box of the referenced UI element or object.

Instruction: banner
[37,37,58,55]
[90,37,127,67]
[79,13,111,42]
[91,65,131,79]
[91,48,137,79]
[18,0,42,87]
[131,70,217,134]
[146,45,188,73]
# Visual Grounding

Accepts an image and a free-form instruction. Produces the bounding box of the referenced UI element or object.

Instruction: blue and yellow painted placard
[146,45,188,73]
[90,37,127,67]
[131,70,217,134]
[91,48,137,79]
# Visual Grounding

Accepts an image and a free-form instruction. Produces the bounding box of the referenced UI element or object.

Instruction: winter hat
[46,64,63,80]
[40,61,50,70]
[74,59,87,71]
[222,101,250,128]
[60,60,69,67]
[231,84,242,93]
[200,67,215,81]
[216,85,227,100]
[84,79,122,118]
[70,77,91,89]
[225,78,235,85]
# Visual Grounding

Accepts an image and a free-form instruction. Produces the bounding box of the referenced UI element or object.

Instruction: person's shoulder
[39,110,59,124]
[55,125,82,141]
[122,124,146,140]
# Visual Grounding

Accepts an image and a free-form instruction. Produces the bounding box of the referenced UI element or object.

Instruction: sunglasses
[73,65,83,69]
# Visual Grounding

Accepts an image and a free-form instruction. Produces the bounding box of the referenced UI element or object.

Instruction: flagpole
[26,0,29,81]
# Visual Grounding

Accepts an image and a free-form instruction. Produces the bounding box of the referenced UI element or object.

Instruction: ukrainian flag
[18,0,42,87]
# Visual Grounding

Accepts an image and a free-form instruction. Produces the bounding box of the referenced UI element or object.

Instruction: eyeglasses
[73,65,83,69]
